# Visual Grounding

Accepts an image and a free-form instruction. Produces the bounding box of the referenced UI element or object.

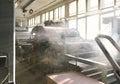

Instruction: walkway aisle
[16,60,46,84]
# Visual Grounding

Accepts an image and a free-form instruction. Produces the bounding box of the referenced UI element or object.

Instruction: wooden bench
[47,72,104,84]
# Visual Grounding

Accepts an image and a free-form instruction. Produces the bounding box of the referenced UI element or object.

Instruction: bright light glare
[115,10,120,17]
[69,1,76,16]
[100,13,114,35]
[87,15,99,40]
[88,0,98,11]
[102,39,119,58]
[102,0,114,8]
[78,18,86,39]
[78,0,86,13]
[69,20,76,29]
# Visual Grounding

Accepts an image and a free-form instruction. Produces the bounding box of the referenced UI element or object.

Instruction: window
[32,18,34,26]
[115,9,120,17]
[78,0,86,14]
[114,10,120,36]
[54,8,59,20]
[116,0,120,2]
[116,0,120,6]
[35,15,40,25]
[61,5,65,18]
[22,19,27,27]
[45,12,49,21]
[78,18,86,39]
[87,15,99,40]
[69,1,76,16]
[59,7,61,19]
[28,19,30,26]
[88,0,98,11]
[100,12,114,35]
[59,5,65,19]
[30,18,32,26]
[42,14,45,23]
[31,18,33,26]
[30,19,32,26]
[101,0,114,8]
[50,10,53,20]
[68,19,76,29]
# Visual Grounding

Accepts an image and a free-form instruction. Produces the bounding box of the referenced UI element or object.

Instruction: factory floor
[15,55,81,84]
[16,59,47,84]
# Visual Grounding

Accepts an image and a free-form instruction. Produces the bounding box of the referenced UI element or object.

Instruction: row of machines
[16,26,120,83]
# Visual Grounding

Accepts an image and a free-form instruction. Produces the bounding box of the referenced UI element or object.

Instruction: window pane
[78,0,86,14]
[116,0,120,2]
[112,10,120,39]
[115,9,120,17]
[78,18,86,39]
[68,19,76,29]
[42,14,45,23]
[30,19,32,26]
[35,16,40,25]
[59,5,65,18]
[46,12,49,21]
[100,12,114,35]
[88,0,98,11]
[61,5,65,18]
[32,18,34,26]
[87,15,99,40]
[50,10,53,20]
[35,17,37,25]
[69,1,76,16]
[28,19,30,26]
[54,8,59,20]
[31,18,32,26]
[116,0,120,6]
[101,0,114,8]
[59,7,62,19]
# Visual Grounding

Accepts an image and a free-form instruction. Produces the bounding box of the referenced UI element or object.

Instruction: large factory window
[54,8,59,20]
[31,18,35,26]
[78,0,86,14]
[50,10,53,20]
[28,19,30,26]
[101,0,114,8]
[87,15,99,40]
[100,12,114,35]
[42,13,45,23]
[29,18,32,26]
[59,5,65,19]
[68,19,76,29]
[116,0,120,5]
[88,0,98,11]
[78,18,86,39]
[45,12,49,21]
[115,9,120,17]
[69,1,76,16]
[61,5,65,18]
[35,15,40,25]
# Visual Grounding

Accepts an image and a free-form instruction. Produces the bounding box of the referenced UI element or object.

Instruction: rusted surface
[47,72,104,84]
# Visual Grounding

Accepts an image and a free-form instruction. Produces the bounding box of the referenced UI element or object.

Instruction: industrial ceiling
[15,0,63,18]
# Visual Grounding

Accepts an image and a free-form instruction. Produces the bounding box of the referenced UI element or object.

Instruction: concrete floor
[15,55,81,84]
[16,60,47,84]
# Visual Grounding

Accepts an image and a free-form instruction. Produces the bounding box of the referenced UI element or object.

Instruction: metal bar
[65,54,107,67]
[96,35,120,51]
[1,73,9,84]
[95,34,120,71]
[65,54,107,83]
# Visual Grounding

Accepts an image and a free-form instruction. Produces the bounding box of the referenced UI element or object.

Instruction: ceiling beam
[22,0,35,10]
